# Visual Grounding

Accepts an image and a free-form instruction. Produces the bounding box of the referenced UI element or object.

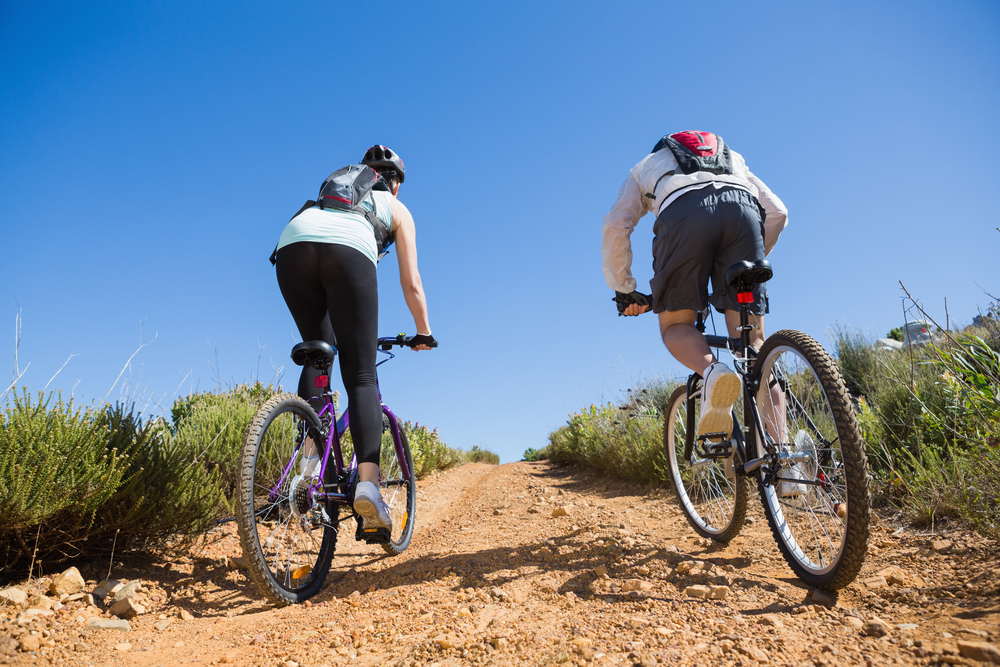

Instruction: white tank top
[275,191,394,265]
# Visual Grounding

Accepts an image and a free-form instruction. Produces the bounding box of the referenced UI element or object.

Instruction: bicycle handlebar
[378,334,439,350]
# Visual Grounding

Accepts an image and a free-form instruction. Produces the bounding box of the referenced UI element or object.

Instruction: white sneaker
[353,481,392,531]
[300,454,321,479]
[779,430,813,497]
[698,362,740,438]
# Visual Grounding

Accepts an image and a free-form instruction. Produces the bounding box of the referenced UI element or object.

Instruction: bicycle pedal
[696,436,733,459]
[361,527,391,544]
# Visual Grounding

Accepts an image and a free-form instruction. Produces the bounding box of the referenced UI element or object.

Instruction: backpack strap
[644,169,677,201]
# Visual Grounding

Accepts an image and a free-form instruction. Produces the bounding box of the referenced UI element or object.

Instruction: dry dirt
[2,461,999,667]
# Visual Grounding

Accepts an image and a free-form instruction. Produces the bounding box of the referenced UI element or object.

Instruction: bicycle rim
[754,330,870,589]
[664,384,747,541]
[379,413,416,556]
[235,393,337,605]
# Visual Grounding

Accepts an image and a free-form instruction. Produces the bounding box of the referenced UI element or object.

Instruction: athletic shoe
[698,362,740,438]
[779,430,812,497]
[353,481,393,532]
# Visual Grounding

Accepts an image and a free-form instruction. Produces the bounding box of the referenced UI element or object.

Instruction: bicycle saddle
[291,340,337,370]
[726,259,773,291]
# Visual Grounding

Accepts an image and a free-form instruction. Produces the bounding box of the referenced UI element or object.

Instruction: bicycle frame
[683,305,834,490]
[266,337,412,511]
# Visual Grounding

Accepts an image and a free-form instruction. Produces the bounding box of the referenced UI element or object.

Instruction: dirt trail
[2,461,999,666]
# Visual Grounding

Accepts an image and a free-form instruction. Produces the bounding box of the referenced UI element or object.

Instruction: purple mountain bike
[234,335,423,605]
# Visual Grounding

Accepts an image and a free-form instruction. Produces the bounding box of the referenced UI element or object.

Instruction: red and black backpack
[651,131,734,175]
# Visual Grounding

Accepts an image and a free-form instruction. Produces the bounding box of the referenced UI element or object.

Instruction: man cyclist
[602,131,787,437]
[273,145,435,535]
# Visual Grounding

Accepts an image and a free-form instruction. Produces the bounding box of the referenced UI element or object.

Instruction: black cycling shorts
[649,185,768,316]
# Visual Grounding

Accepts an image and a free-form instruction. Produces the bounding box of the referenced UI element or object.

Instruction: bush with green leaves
[545,380,678,488]
[170,382,280,505]
[835,308,1000,538]
[0,377,493,578]
[0,391,222,579]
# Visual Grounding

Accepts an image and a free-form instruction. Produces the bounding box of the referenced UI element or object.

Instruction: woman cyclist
[272,145,435,535]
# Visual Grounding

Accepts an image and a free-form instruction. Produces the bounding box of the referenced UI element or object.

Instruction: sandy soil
[2,461,998,666]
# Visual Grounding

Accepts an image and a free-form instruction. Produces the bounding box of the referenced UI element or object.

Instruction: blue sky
[2,1,998,463]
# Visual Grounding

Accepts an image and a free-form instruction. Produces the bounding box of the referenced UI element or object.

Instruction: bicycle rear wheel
[753,330,870,589]
[664,384,747,542]
[378,412,416,556]
[235,393,337,605]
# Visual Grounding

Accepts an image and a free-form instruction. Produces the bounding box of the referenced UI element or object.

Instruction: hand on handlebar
[404,333,438,350]
[613,291,653,317]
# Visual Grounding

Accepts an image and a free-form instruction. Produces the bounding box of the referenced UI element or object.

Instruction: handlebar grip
[404,334,438,348]
[614,291,653,316]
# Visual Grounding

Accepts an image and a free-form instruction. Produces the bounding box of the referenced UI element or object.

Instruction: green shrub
[522,447,548,462]
[0,392,222,579]
[835,311,1000,538]
[460,445,500,465]
[338,418,496,478]
[170,382,280,504]
[545,379,679,488]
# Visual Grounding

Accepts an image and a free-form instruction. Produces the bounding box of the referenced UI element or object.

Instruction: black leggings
[275,242,382,466]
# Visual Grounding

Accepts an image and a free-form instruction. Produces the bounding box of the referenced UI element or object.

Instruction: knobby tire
[753,330,870,590]
[235,393,336,605]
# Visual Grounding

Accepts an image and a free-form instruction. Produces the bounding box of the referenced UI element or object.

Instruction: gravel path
[2,461,998,666]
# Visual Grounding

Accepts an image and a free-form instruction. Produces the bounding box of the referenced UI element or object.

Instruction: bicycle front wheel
[235,393,337,605]
[753,330,870,589]
[664,384,747,542]
[379,412,416,556]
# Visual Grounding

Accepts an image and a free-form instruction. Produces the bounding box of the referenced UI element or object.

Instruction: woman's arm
[390,197,431,337]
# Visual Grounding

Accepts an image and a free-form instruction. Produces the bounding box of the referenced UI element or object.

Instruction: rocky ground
[1,461,998,667]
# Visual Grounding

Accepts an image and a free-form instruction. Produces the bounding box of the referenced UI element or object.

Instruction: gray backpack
[269,165,393,265]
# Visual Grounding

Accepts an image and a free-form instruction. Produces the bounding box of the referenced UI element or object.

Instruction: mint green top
[276,191,394,264]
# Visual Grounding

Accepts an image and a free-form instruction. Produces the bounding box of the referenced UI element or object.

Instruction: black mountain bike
[663,260,870,590]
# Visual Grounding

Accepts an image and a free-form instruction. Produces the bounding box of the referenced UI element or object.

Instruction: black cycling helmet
[361,145,405,183]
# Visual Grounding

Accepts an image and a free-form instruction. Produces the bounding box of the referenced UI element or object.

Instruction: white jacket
[601,146,788,294]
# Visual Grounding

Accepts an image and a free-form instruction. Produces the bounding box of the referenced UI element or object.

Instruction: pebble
[179,609,195,622]
[622,580,653,593]
[957,640,1000,664]
[864,617,891,637]
[109,598,146,619]
[594,565,608,577]
[112,581,142,603]
[0,587,27,605]
[19,635,40,652]
[551,505,571,517]
[863,576,888,589]
[760,614,784,628]
[114,643,132,652]
[92,580,123,599]
[49,567,86,596]
[683,585,710,598]
[86,618,132,633]
[154,620,171,631]
[843,617,865,630]
[812,589,836,605]
[930,539,953,553]
[708,585,730,600]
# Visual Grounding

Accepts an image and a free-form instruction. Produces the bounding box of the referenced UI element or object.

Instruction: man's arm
[601,171,647,293]
[745,169,788,256]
